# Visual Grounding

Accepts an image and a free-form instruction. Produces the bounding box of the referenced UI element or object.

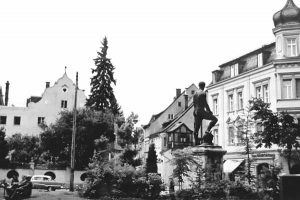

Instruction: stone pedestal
[192,144,227,181]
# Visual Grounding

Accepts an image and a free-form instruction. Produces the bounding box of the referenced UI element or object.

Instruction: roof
[143,83,197,127]
[218,42,275,69]
[166,122,193,133]
[26,96,42,106]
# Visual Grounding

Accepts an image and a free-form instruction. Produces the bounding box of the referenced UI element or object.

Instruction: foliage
[146,144,158,174]
[249,98,300,172]
[257,165,281,200]
[171,148,197,190]
[86,36,121,115]
[119,148,141,167]
[117,112,140,148]
[233,104,256,184]
[81,153,162,199]
[7,133,40,165]
[40,109,115,169]
[0,127,9,168]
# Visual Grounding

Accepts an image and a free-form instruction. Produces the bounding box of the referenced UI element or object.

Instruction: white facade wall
[0,73,86,136]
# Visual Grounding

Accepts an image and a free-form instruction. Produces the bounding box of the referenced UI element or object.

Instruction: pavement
[1,188,84,200]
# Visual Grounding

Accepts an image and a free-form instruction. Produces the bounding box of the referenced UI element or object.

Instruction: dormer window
[286,38,298,57]
[230,64,239,78]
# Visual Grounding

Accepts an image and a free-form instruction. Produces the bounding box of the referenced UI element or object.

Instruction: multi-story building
[0,71,86,136]
[207,0,300,176]
[144,0,300,186]
[142,84,198,183]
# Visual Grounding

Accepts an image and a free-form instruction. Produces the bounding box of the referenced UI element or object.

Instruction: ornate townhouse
[207,0,300,177]
[0,71,86,136]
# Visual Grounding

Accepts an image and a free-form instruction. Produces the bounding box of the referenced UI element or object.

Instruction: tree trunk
[287,149,292,174]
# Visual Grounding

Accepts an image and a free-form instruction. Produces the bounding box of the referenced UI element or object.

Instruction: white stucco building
[0,72,86,136]
[207,0,300,176]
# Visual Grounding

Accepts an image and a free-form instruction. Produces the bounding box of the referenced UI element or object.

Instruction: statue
[193,82,218,145]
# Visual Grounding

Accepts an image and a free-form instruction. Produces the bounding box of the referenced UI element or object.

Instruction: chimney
[184,94,188,109]
[5,81,9,106]
[46,82,50,88]
[176,89,181,98]
[0,86,4,106]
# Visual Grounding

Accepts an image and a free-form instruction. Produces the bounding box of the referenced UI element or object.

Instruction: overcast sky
[0,0,292,125]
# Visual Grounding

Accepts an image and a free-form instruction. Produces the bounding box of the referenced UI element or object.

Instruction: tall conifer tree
[146,143,158,173]
[86,37,121,115]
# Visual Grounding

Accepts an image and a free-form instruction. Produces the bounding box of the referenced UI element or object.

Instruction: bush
[79,155,163,199]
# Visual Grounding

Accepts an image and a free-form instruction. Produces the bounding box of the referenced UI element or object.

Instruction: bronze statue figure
[193,82,218,145]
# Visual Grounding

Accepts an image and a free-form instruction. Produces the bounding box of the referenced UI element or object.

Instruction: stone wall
[0,168,86,187]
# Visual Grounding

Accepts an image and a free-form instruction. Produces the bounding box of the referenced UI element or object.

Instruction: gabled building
[142,84,199,184]
[207,0,300,176]
[0,71,86,136]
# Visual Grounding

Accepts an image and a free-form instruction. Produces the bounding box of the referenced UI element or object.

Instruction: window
[296,79,300,98]
[213,98,218,115]
[178,102,181,107]
[230,64,239,77]
[191,90,195,95]
[286,38,298,57]
[0,116,7,125]
[254,80,269,103]
[168,135,172,142]
[237,91,243,110]
[228,94,234,112]
[282,79,292,99]
[258,53,263,67]
[213,129,218,145]
[263,85,269,103]
[228,126,235,145]
[14,116,21,125]
[164,137,167,147]
[61,100,67,108]
[256,122,263,133]
[256,86,262,99]
[38,117,45,125]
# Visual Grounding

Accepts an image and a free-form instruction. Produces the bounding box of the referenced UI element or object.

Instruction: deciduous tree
[40,109,115,169]
[250,98,300,173]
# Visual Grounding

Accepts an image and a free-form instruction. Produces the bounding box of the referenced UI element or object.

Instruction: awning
[223,159,244,173]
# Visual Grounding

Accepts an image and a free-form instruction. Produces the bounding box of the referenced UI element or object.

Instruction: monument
[192,81,226,181]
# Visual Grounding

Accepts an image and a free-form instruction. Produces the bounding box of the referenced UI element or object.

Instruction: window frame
[38,117,45,125]
[14,116,21,125]
[253,78,270,103]
[61,100,68,108]
[237,89,244,110]
[0,116,7,125]
[286,37,298,57]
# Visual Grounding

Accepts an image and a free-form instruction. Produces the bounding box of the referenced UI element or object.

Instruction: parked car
[30,175,63,191]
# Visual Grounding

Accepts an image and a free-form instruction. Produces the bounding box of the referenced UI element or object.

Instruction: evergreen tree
[86,37,121,115]
[0,128,9,167]
[146,144,158,173]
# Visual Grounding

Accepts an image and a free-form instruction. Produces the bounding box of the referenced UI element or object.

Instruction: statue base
[192,144,227,181]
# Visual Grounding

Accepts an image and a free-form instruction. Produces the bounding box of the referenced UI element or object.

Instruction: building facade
[143,0,300,186]
[0,72,86,136]
[207,0,300,176]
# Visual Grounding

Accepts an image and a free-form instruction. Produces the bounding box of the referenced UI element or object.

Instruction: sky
[0,0,292,125]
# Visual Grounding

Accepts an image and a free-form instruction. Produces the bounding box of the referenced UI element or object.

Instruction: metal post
[70,72,78,191]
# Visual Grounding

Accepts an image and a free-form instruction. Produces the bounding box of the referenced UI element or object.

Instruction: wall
[0,168,86,187]
[0,73,86,137]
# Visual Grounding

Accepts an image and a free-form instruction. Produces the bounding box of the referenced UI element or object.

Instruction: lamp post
[70,72,78,192]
